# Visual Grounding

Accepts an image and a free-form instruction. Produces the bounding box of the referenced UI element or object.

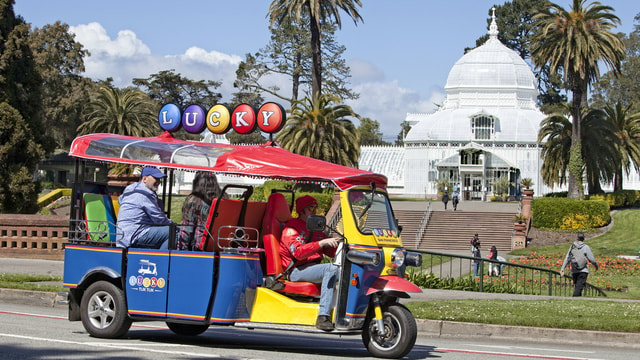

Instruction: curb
[2,288,639,348]
[0,288,61,308]
[416,319,640,348]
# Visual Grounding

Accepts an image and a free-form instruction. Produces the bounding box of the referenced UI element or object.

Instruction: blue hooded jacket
[116,181,172,247]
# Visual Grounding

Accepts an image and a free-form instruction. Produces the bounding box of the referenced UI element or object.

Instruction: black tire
[80,281,132,338]
[362,303,417,359]
[166,322,209,336]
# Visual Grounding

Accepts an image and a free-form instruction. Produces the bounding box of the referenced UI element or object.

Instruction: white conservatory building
[361,12,640,198]
[362,13,548,199]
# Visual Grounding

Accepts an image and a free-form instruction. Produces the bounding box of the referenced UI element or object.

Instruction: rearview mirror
[306,215,326,232]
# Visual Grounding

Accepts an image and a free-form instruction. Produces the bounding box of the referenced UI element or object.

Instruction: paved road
[2,256,640,349]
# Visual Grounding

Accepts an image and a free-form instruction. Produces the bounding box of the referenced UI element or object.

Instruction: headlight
[405,252,422,267]
[391,248,405,268]
[346,250,381,266]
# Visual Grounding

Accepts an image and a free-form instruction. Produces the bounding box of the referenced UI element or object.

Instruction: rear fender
[365,275,422,297]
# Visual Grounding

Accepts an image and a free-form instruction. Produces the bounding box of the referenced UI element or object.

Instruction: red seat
[262,193,320,297]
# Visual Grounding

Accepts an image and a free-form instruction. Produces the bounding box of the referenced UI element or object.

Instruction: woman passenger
[176,172,223,250]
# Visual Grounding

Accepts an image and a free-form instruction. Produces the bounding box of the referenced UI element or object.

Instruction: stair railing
[414,201,432,248]
[406,249,606,297]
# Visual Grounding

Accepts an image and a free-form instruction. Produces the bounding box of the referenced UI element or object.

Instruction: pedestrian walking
[560,232,599,297]
[442,191,449,210]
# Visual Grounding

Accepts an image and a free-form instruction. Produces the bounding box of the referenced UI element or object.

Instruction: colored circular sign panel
[158,103,181,132]
[207,104,232,134]
[257,102,286,133]
[231,104,257,134]
[182,104,206,134]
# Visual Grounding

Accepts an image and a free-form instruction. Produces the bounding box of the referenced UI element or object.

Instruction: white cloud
[349,59,385,84]
[70,23,150,57]
[346,80,444,141]
[68,22,443,140]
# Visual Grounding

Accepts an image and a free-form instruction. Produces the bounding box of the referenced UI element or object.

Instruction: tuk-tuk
[61,130,423,358]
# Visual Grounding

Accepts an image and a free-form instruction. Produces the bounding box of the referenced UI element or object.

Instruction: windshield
[348,190,398,235]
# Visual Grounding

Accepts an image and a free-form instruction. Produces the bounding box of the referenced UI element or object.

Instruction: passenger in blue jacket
[116,166,173,249]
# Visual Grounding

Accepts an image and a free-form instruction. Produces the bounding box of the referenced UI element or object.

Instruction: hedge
[587,190,640,209]
[531,197,610,230]
[250,180,334,216]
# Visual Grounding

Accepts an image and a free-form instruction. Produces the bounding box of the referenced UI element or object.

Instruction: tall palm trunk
[310,15,322,98]
[567,76,586,199]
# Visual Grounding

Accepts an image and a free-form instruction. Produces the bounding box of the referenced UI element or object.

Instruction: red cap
[296,195,318,214]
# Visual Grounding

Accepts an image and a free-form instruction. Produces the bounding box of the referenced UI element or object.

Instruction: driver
[279,195,340,331]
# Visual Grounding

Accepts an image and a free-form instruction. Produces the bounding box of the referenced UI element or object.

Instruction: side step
[234,321,359,335]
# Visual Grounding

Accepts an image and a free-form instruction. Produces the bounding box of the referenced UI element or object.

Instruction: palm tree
[77,85,159,137]
[276,93,360,167]
[530,0,625,199]
[267,0,363,98]
[603,102,640,191]
[538,103,618,194]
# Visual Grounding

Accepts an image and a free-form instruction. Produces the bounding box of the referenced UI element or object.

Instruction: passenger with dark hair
[177,172,224,250]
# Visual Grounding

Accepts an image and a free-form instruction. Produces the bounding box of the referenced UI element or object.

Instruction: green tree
[28,21,93,150]
[235,14,357,104]
[0,102,44,213]
[0,0,50,213]
[603,102,640,191]
[358,117,389,146]
[268,0,363,98]
[592,13,640,112]
[538,103,618,194]
[77,85,159,137]
[133,69,222,109]
[276,93,360,166]
[395,120,412,146]
[530,0,626,199]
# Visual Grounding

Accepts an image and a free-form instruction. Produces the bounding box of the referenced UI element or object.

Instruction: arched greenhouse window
[471,115,495,140]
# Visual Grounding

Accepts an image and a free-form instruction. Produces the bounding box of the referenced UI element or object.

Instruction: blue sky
[14,0,639,141]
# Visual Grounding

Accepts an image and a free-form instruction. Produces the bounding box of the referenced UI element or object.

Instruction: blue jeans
[133,226,170,249]
[290,262,338,317]
[473,261,480,276]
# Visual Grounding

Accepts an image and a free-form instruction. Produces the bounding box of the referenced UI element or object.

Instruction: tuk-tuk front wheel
[167,322,209,336]
[362,303,417,359]
[80,281,132,338]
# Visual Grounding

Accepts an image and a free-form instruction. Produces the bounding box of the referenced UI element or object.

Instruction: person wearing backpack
[560,232,599,297]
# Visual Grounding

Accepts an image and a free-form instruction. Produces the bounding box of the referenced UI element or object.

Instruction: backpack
[570,245,588,270]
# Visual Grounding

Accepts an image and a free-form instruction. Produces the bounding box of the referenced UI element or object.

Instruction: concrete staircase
[395,209,425,249]
[417,210,514,254]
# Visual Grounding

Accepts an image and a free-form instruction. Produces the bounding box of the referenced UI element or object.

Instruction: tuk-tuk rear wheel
[166,322,210,336]
[80,281,132,338]
[362,303,417,359]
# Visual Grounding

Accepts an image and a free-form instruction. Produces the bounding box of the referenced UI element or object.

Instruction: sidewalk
[2,257,640,348]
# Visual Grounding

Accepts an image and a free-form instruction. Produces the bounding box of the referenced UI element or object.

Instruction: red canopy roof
[69,132,387,191]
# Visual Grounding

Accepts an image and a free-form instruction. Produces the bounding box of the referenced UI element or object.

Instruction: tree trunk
[292,52,301,101]
[310,16,322,98]
[614,168,623,192]
[567,77,585,200]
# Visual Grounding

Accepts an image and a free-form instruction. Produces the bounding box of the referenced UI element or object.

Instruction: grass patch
[406,299,640,332]
[0,273,64,292]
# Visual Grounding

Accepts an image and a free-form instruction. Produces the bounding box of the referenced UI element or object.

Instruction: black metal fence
[407,249,606,297]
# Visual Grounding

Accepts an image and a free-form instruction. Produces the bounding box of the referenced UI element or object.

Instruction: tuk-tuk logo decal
[372,228,402,246]
[127,259,166,293]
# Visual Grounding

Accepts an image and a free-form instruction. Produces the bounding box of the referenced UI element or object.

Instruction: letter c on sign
[206,104,232,134]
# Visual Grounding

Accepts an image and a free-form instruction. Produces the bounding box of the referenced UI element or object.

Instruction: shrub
[588,190,640,209]
[532,197,610,230]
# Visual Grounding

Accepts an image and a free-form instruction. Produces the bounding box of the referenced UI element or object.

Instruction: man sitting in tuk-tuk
[116,166,174,249]
[280,195,341,331]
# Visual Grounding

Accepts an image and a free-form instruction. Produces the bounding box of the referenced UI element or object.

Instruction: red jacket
[280,218,336,269]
